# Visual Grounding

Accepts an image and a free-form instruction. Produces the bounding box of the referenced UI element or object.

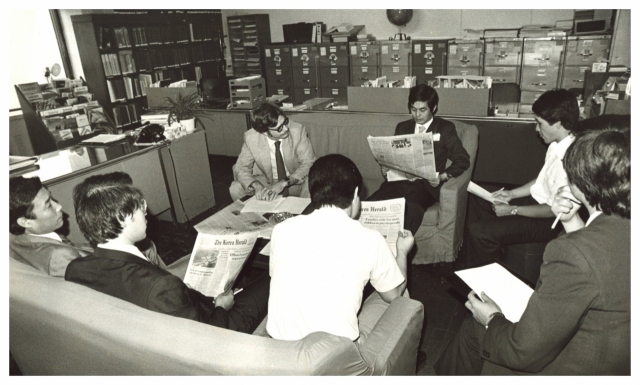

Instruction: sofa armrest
[357,294,424,375]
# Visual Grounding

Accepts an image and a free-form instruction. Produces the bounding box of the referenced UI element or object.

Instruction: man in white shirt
[9,174,162,277]
[267,154,414,341]
[464,89,580,268]
[229,101,316,202]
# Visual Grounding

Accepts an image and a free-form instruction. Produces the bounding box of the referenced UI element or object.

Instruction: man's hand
[492,202,515,217]
[396,230,415,256]
[551,186,581,222]
[214,290,235,311]
[426,176,441,187]
[250,181,265,197]
[256,180,287,201]
[381,166,389,178]
[465,291,502,327]
[492,189,513,203]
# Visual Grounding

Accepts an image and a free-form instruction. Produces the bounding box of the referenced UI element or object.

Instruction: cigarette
[233,287,244,294]
[551,212,562,229]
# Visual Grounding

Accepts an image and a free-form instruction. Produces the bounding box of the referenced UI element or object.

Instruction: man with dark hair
[266,154,414,341]
[367,84,470,235]
[9,173,162,276]
[65,172,270,334]
[463,89,580,268]
[435,115,630,375]
[229,101,316,201]
[9,176,91,277]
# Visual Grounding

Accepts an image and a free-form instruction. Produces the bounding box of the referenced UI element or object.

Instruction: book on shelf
[114,27,132,48]
[118,50,137,74]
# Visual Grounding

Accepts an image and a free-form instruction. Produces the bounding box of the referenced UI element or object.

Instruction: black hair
[73,173,145,245]
[9,177,43,235]
[408,84,439,114]
[532,89,579,131]
[309,154,363,209]
[250,101,284,133]
[563,115,630,218]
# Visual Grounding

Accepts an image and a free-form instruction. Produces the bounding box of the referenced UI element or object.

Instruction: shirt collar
[550,134,575,157]
[29,232,62,242]
[585,211,603,227]
[415,118,434,132]
[97,243,147,261]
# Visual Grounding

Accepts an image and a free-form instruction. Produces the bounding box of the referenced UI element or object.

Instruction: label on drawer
[414,44,421,54]
[450,45,457,54]
[361,45,368,50]
[486,43,494,53]
[393,67,400,73]
[351,46,357,55]
[292,48,298,57]
[265,49,271,57]
[583,40,593,47]
[304,89,310,94]
[277,89,284,95]
[332,89,339,95]
[320,47,327,56]
[382,45,389,54]
[424,67,433,74]
[330,46,337,53]
[303,68,310,75]
[362,67,368,72]
[331,68,338,74]
[276,69,282,75]
[392,44,399,51]
[425,44,433,51]
[301,47,308,54]
[274,49,280,55]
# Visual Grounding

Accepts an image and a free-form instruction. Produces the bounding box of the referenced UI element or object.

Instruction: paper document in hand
[359,198,405,256]
[455,263,534,322]
[183,230,259,298]
[368,133,437,180]
[467,182,508,204]
[240,196,311,214]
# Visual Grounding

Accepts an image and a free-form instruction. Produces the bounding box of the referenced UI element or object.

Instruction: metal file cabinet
[520,37,565,112]
[264,44,295,100]
[349,41,379,86]
[447,39,484,77]
[291,44,319,103]
[484,38,522,84]
[561,35,611,93]
[317,42,349,100]
[380,41,411,84]
[412,39,448,86]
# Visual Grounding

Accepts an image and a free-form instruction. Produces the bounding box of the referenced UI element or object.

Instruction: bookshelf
[72,12,225,130]
[227,14,271,78]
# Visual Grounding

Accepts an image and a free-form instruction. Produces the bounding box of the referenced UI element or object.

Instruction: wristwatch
[445,172,453,181]
[511,206,518,216]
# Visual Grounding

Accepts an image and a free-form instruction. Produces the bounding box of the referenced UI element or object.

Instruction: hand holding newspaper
[359,198,405,256]
[367,133,438,181]
[183,230,259,298]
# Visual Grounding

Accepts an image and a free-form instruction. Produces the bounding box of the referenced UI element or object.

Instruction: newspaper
[240,196,311,214]
[183,230,259,298]
[359,198,405,256]
[467,182,508,204]
[194,200,274,238]
[367,133,438,181]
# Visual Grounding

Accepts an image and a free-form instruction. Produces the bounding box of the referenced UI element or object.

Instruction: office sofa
[293,113,478,264]
[9,256,424,375]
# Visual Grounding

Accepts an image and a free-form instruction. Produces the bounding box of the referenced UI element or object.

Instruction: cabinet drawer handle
[530,82,546,86]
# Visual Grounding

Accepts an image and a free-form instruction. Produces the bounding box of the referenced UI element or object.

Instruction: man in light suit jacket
[66,173,269,334]
[229,101,316,202]
[435,115,630,375]
[9,174,163,277]
[367,84,470,235]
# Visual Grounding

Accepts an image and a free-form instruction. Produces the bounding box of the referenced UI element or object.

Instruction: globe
[386,9,413,27]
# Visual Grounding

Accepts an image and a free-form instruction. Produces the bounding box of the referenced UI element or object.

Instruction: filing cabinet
[317,42,349,100]
[412,39,448,86]
[484,38,522,84]
[520,37,565,112]
[227,14,271,78]
[380,41,411,84]
[291,44,320,103]
[561,35,611,95]
[349,41,379,86]
[448,39,484,76]
[264,44,295,99]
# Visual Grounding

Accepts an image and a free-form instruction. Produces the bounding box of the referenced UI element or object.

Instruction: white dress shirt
[530,135,575,206]
[97,243,148,261]
[30,232,63,242]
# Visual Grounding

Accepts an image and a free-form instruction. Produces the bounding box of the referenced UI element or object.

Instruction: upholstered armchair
[412,120,479,264]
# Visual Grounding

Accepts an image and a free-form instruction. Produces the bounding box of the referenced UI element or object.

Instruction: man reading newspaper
[267,154,414,341]
[65,173,269,334]
[367,84,470,235]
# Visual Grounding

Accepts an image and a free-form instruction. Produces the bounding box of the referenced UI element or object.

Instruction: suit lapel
[253,132,273,183]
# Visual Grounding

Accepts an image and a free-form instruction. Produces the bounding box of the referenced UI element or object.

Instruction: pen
[493,187,505,195]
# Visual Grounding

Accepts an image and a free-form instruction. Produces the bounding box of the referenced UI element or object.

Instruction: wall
[610,9,631,66]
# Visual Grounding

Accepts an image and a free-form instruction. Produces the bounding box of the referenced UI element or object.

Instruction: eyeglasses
[269,116,289,133]
[140,199,147,214]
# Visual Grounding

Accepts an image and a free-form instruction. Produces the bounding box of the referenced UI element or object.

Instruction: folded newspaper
[183,230,259,298]
[367,133,438,181]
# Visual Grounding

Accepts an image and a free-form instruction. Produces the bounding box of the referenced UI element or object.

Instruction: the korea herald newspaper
[367,132,437,180]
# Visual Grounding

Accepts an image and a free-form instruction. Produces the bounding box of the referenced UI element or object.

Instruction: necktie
[274,141,289,197]
[418,125,426,133]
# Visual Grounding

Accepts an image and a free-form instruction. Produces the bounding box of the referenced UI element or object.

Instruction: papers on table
[81,134,126,144]
[240,196,311,214]
[467,182,508,204]
[455,263,534,322]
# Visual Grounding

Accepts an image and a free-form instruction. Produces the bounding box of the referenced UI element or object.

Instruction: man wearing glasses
[230,102,316,201]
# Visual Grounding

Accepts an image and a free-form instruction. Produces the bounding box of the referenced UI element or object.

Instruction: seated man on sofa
[9,174,162,277]
[267,154,414,341]
[65,172,269,334]
[367,84,470,235]
[463,89,580,268]
[435,115,630,375]
[229,101,316,202]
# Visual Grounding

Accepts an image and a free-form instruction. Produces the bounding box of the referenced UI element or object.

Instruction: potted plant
[165,92,212,133]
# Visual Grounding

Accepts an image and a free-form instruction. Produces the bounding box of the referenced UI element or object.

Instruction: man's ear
[432,104,438,115]
[16,217,32,229]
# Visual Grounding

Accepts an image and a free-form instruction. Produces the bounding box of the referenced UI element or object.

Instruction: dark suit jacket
[65,247,231,328]
[481,214,630,375]
[395,117,470,177]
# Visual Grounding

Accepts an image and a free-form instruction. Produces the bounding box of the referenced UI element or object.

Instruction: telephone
[136,124,166,144]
